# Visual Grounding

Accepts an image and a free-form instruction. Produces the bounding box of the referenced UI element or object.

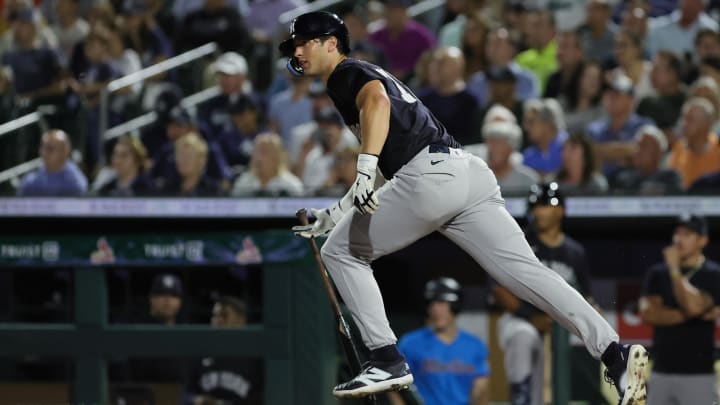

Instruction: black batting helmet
[424,277,462,314]
[527,182,565,209]
[279,11,350,57]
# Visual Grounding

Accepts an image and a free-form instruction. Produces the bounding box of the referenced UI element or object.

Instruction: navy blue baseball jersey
[325,58,461,178]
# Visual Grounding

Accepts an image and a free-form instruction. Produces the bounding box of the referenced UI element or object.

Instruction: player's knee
[319,238,339,266]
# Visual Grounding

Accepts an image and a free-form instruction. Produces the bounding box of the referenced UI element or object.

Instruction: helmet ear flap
[286,57,304,76]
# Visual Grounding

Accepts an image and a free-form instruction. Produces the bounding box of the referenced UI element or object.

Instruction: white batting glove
[352,153,379,214]
[292,208,336,238]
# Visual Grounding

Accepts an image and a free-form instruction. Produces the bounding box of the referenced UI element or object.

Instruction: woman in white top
[612,29,655,103]
[231,132,304,197]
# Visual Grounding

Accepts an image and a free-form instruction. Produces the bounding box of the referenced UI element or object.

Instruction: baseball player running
[284,11,647,405]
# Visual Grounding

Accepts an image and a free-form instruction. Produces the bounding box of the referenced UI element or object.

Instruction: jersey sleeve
[333,62,384,107]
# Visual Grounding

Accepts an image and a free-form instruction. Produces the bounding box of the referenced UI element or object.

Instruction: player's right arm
[638,295,686,326]
[356,80,391,155]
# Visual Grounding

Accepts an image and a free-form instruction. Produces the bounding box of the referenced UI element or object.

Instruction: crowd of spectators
[2,0,720,198]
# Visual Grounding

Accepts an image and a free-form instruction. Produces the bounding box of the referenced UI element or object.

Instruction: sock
[370,344,403,365]
[601,341,621,369]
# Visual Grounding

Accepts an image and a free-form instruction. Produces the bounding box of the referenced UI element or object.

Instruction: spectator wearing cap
[611,29,655,103]
[483,120,539,196]
[564,61,606,136]
[637,50,687,135]
[293,107,348,194]
[646,0,719,58]
[639,213,720,405]
[231,132,304,197]
[417,46,480,145]
[96,135,155,196]
[0,6,70,166]
[587,73,654,176]
[609,125,682,195]
[544,31,585,111]
[368,0,437,81]
[119,0,173,68]
[72,29,121,173]
[18,129,88,196]
[389,277,490,405]
[181,295,264,405]
[577,0,617,64]
[515,8,557,93]
[467,27,539,110]
[216,94,264,171]
[174,0,251,54]
[474,66,525,145]
[522,98,568,179]
[198,51,254,137]
[0,4,59,55]
[158,132,225,196]
[669,97,720,189]
[549,132,609,195]
[138,87,184,159]
[50,0,89,66]
[0,6,65,106]
[150,106,232,187]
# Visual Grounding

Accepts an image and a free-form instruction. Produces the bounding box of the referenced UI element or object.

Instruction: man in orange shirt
[669,97,720,189]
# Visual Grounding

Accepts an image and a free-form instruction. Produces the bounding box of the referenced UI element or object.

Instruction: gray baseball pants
[647,372,718,405]
[321,146,619,359]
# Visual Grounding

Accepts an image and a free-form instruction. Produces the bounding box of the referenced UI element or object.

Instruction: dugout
[0,195,718,404]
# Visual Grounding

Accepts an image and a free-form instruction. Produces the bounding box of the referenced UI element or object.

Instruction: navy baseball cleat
[603,344,649,405]
[333,360,413,398]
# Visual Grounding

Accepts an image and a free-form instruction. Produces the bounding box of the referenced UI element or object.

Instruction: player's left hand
[352,153,379,214]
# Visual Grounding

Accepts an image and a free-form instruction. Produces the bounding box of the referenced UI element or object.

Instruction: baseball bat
[295,209,378,404]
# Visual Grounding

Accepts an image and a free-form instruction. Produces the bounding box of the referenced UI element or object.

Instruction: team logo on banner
[236,237,262,265]
[90,237,115,264]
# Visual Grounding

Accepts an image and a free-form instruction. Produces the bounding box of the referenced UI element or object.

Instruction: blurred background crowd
[1,0,720,198]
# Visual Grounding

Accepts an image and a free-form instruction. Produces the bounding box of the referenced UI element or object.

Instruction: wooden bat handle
[295,208,309,226]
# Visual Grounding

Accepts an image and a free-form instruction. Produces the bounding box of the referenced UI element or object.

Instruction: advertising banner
[0,231,307,267]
